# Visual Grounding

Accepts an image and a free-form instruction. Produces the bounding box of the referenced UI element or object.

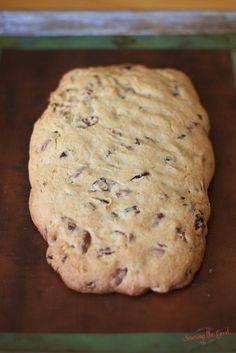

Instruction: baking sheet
[0,49,236,334]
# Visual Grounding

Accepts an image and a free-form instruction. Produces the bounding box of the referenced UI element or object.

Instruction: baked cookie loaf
[29,64,215,295]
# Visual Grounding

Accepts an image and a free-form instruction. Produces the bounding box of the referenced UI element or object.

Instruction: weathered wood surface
[0,11,236,35]
[1,49,236,333]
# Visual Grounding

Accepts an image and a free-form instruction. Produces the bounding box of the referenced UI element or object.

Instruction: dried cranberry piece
[150,247,165,257]
[151,212,165,227]
[68,222,76,232]
[61,216,77,232]
[112,268,128,286]
[41,139,50,152]
[69,165,88,181]
[194,214,205,231]
[82,231,91,254]
[115,189,131,198]
[156,212,165,221]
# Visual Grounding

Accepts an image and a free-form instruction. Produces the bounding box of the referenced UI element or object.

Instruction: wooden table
[0,9,236,353]
[1,0,236,10]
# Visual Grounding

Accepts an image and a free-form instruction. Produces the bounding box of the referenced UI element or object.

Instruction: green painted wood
[0,34,236,50]
[0,333,235,353]
[231,49,236,87]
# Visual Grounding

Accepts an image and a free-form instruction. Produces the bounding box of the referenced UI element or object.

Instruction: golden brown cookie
[29,65,215,295]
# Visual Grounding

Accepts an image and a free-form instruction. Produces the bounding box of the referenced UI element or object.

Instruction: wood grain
[0,49,236,333]
[1,11,236,35]
[1,0,236,10]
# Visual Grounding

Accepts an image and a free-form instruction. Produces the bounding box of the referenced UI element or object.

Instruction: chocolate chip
[129,233,136,242]
[112,129,122,138]
[88,202,96,210]
[125,205,140,214]
[145,136,155,142]
[106,150,112,157]
[82,231,91,254]
[112,230,126,235]
[178,134,186,139]
[59,151,68,158]
[197,113,203,120]
[93,74,102,85]
[171,82,180,97]
[164,156,172,162]
[98,247,115,256]
[51,103,62,112]
[80,115,98,128]
[176,227,187,242]
[126,87,136,93]
[93,197,110,204]
[157,242,167,248]
[86,281,96,290]
[111,211,119,218]
[86,88,93,95]
[62,255,68,263]
[130,172,150,181]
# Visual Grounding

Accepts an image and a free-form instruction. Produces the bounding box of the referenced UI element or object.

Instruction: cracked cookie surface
[29,64,215,295]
